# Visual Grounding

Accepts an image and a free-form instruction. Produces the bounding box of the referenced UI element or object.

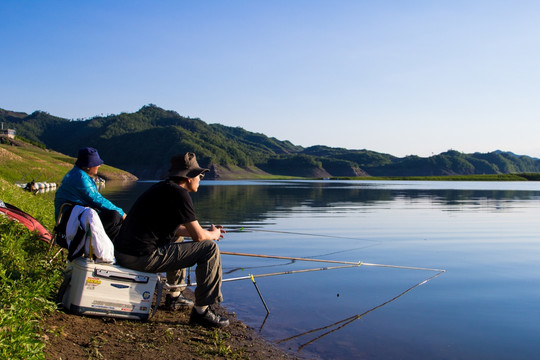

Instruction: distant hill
[493,149,539,161]
[0,137,137,184]
[2,104,540,179]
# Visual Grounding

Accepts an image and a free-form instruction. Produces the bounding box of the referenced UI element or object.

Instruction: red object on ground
[0,202,52,243]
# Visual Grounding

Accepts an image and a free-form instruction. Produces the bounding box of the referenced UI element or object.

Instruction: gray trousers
[115,240,223,306]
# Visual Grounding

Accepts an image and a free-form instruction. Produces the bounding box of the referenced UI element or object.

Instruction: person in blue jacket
[54,147,126,241]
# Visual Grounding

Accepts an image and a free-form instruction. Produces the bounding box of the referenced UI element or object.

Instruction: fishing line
[228,226,380,242]
[277,270,445,351]
[304,244,380,259]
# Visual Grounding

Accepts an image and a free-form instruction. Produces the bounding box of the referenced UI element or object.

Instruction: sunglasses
[198,173,205,180]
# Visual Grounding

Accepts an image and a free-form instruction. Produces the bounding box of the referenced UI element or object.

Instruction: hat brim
[169,167,209,178]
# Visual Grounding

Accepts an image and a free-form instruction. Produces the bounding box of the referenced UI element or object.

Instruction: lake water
[102,180,540,360]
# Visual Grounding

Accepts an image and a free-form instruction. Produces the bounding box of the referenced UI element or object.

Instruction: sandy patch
[0,147,23,162]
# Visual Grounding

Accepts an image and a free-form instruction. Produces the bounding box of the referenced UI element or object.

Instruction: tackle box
[61,257,159,320]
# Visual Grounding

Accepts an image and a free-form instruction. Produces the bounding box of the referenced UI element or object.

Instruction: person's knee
[200,241,220,261]
[205,240,219,253]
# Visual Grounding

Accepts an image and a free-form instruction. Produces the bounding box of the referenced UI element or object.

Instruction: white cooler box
[62,257,159,321]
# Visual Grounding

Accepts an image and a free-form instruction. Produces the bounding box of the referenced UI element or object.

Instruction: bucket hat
[168,152,209,178]
[75,147,104,168]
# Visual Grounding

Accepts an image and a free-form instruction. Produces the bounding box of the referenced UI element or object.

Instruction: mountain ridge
[2,104,539,179]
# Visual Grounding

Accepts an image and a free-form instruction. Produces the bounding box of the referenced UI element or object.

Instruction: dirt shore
[43,289,306,360]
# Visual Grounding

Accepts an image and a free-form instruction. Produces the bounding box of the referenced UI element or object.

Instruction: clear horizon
[2,1,540,158]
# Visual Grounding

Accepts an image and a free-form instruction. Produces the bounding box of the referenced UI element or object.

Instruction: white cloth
[66,205,115,263]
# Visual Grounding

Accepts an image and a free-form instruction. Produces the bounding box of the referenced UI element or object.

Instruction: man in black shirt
[115,153,228,327]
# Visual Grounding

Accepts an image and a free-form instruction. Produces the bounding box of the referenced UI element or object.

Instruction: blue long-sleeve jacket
[54,166,125,220]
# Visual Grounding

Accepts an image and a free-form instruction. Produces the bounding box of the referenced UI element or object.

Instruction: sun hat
[75,147,104,168]
[168,152,209,178]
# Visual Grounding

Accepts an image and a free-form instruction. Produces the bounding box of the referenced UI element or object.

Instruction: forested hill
[2,105,539,179]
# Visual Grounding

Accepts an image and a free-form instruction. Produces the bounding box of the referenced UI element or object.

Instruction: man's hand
[210,224,226,241]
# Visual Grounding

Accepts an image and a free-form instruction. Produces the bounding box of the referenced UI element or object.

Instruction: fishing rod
[170,264,362,288]
[163,264,362,314]
[221,251,446,273]
[223,264,361,283]
[228,226,379,242]
[180,259,444,319]
[17,170,31,183]
[221,251,362,265]
[224,260,296,275]
[182,260,443,288]
[169,252,445,316]
[223,245,378,275]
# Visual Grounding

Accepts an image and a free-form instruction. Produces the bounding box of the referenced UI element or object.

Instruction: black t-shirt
[115,180,197,256]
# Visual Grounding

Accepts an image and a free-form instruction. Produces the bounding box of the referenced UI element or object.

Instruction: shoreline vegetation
[2,141,540,358]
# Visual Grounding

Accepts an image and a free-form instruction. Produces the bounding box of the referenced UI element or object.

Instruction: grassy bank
[0,179,64,359]
[0,141,136,184]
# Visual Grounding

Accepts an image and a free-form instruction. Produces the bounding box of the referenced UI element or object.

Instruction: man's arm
[180,221,225,242]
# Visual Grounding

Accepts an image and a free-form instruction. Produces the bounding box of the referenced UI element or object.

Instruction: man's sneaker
[189,307,230,328]
[165,293,194,310]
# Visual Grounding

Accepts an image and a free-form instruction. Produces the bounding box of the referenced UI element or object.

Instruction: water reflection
[197,181,540,222]
[103,180,540,225]
[100,180,540,359]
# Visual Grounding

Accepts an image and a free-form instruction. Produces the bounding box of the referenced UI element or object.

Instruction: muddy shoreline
[44,289,309,360]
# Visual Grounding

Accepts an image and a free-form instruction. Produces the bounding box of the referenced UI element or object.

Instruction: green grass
[1,143,135,184]
[0,144,73,184]
[0,179,64,359]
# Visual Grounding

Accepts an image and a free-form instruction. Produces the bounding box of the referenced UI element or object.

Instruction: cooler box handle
[94,268,150,284]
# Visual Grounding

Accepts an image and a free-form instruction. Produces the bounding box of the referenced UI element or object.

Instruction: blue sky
[2,1,540,158]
